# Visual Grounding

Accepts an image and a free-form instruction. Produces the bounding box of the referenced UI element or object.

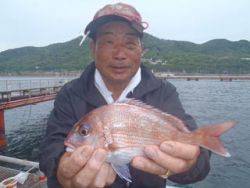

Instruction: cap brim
[84,15,143,38]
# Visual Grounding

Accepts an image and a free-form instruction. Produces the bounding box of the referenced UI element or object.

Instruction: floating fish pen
[0,155,47,188]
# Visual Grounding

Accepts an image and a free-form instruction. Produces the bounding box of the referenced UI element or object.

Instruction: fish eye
[79,124,91,136]
[80,129,88,136]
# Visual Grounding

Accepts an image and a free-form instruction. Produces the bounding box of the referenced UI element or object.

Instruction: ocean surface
[0,77,249,188]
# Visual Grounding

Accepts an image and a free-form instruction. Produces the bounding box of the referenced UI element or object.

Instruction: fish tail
[192,121,236,157]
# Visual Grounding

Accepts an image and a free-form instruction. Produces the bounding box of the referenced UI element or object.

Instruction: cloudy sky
[0,0,249,52]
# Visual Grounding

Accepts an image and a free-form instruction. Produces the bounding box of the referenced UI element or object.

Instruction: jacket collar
[133,65,161,99]
[71,62,162,107]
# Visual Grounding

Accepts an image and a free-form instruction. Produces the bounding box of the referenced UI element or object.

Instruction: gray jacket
[39,62,210,188]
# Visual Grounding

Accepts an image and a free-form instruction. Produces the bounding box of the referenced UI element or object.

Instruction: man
[39,3,210,188]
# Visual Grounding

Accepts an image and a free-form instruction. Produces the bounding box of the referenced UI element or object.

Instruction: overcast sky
[0,0,249,52]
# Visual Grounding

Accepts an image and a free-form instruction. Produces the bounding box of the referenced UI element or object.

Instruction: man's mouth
[110,66,129,73]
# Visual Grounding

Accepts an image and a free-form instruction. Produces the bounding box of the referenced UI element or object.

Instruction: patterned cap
[84,2,148,37]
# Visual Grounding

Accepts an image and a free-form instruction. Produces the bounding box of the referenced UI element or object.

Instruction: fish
[64,99,236,182]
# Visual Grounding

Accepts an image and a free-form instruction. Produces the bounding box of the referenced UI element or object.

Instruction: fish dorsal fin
[119,98,162,112]
[119,98,189,132]
[162,114,190,132]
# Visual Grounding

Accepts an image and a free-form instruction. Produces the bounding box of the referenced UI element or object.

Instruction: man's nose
[113,46,127,61]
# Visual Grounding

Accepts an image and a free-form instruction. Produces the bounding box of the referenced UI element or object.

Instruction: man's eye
[126,43,136,50]
[106,40,113,44]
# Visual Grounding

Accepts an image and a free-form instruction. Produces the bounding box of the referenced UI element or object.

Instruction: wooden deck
[0,86,61,103]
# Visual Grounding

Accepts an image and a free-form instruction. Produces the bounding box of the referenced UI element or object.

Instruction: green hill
[1,33,250,74]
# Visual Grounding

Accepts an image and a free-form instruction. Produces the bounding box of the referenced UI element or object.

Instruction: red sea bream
[65,99,235,182]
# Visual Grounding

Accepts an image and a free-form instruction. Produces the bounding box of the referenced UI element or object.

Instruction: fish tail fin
[192,121,236,157]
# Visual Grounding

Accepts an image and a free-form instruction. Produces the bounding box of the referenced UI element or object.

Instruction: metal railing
[0,78,70,91]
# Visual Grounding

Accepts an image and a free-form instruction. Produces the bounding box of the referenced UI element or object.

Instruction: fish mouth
[64,141,76,151]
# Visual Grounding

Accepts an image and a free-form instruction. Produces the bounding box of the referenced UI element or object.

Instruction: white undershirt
[94,68,141,104]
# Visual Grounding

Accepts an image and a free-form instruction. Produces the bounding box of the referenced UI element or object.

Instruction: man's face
[91,21,143,85]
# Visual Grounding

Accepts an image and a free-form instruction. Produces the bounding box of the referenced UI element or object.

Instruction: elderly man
[39,2,210,188]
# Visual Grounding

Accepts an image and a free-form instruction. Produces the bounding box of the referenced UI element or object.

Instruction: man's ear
[140,41,146,57]
[89,40,95,59]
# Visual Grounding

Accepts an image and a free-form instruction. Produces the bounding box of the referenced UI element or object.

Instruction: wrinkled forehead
[96,21,140,39]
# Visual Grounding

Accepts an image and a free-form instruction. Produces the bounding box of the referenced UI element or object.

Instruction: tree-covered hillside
[142,34,250,73]
[1,33,250,74]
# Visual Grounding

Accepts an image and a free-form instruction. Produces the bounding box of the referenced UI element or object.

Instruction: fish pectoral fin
[111,163,132,183]
[107,147,144,182]
[107,147,143,164]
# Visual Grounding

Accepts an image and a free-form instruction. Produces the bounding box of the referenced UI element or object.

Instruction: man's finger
[72,148,107,187]
[160,141,200,160]
[106,165,117,186]
[92,163,109,188]
[132,156,166,175]
[58,145,94,178]
[144,145,190,173]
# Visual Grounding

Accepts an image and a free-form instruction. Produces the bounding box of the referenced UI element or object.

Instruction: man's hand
[131,141,200,177]
[57,145,116,188]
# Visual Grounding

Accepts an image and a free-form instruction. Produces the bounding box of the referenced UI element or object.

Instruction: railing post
[0,109,7,148]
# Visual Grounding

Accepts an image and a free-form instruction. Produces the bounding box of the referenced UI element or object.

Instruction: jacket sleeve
[160,82,211,184]
[39,84,77,186]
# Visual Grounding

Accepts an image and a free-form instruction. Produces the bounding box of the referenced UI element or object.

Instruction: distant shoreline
[0,72,81,77]
[1,71,250,77]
